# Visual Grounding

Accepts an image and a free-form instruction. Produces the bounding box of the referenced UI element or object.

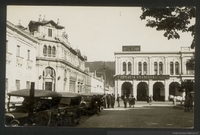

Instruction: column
[148,80,153,96]
[164,80,169,101]
[132,57,135,75]
[148,57,151,75]
[133,81,137,98]
[173,62,175,75]
[164,57,167,75]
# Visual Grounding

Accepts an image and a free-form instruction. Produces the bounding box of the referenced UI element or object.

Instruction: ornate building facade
[28,17,88,93]
[114,46,195,101]
[6,18,105,100]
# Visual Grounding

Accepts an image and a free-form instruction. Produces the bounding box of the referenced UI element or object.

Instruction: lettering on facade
[115,75,170,80]
[122,46,141,51]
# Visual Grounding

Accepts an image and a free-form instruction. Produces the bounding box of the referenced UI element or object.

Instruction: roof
[8,89,62,97]
[28,20,64,30]
[58,92,81,97]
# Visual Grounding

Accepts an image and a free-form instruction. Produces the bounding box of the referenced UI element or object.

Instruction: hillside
[85,61,115,87]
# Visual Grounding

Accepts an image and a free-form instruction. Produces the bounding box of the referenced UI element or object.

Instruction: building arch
[170,62,174,75]
[153,82,165,101]
[123,62,126,75]
[43,45,47,56]
[138,62,142,75]
[143,62,147,75]
[154,62,158,75]
[43,66,56,91]
[137,82,148,101]
[175,62,179,75]
[159,62,163,75]
[121,82,133,98]
[48,46,51,57]
[128,62,131,74]
[52,46,56,57]
[169,82,180,96]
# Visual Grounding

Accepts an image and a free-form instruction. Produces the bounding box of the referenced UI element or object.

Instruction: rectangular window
[17,45,20,56]
[48,29,52,37]
[16,80,20,90]
[26,81,30,89]
[27,50,30,60]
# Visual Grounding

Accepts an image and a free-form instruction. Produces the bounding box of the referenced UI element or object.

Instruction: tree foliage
[140,7,196,48]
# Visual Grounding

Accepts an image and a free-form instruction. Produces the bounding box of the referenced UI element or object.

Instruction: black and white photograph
[5,6,195,129]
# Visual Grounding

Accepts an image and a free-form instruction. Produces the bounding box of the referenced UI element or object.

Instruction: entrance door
[121,82,133,98]
[153,82,165,101]
[45,82,52,91]
[137,82,148,101]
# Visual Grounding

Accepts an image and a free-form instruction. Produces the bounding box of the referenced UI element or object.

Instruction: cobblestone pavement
[76,101,194,128]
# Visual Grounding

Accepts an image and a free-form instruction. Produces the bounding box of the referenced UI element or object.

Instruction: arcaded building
[114,46,194,101]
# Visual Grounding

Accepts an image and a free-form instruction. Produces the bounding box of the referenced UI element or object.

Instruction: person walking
[132,95,136,108]
[111,94,115,108]
[149,95,153,105]
[107,94,111,108]
[123,95,128,108]
[116,94,120,107]
[128,94,132,107]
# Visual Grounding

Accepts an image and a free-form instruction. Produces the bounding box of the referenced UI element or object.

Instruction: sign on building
[122,46,141,51]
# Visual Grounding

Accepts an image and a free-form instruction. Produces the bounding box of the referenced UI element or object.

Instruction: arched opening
[121,82,133,98]
[43,45,47,56]
[123,62,126,75]
[159,62,163,75]
[153,82,165,101]
[43,67,56,91]
[137,82,148,101]
[143,62,147,75]
[128,62,131,75]
[138,62,142,75]
[52,46,56,57]
[169,82,181,96]
[48,46,51,57]
[175,62,179,75]
[170,62,174,75]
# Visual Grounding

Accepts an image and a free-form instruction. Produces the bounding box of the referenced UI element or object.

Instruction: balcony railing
[186,70,195,75]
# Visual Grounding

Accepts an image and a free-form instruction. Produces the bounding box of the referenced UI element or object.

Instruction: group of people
[121,94,136,108]
[101,93,116,108]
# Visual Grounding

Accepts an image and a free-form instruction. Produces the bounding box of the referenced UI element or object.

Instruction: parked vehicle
[56,92,82,126]
[79,92,104,115]
[5,89,61,126]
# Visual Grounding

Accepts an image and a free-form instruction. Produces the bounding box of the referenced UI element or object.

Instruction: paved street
[77,101,194,128]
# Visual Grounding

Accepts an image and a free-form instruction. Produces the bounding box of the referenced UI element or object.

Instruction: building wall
[114,47,194,101]
[6,21,38,101]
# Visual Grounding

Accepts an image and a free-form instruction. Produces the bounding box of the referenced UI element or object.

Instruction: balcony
[16,56,23,66]
[27,59,33,69]
[6,52,12,63]
[186,70,195,75]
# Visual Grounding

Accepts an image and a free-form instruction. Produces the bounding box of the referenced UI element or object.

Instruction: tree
[140,7,196,48]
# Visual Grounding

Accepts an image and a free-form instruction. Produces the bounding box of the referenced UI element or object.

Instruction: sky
[7,6,195,62]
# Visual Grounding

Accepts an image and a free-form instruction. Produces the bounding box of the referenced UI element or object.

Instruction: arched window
[170,62,174,75]
[138,62,142,75]
[123,62,126,74]
[52,46,56,57]
[43,45,47,56]
[48,46,51,57]
[128,62,131,74]
[143,62,147,75]
[44,67,55,77]
[175,62,179,75]
[159,62,163,75]
[154,62,158,75]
